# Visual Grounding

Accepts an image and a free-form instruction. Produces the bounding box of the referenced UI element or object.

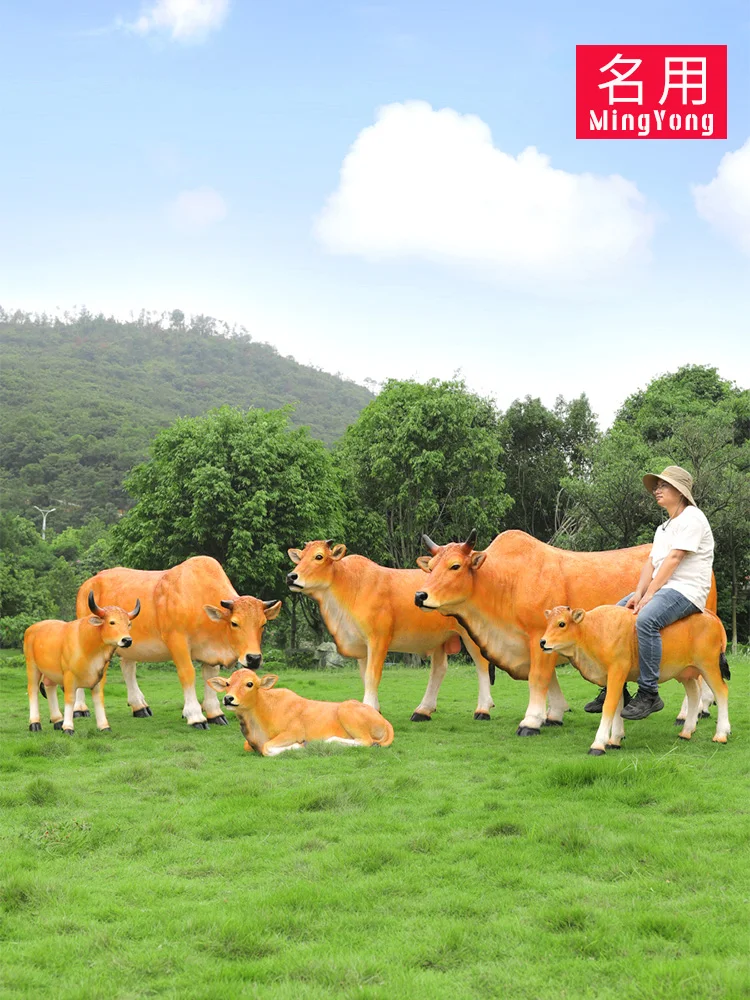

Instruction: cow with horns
[414,529,718,737]
[74,557,282,728]
[24,592,140,734]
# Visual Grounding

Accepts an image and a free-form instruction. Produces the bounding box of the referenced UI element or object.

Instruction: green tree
[110,406,343,598]
[336,378,512,567]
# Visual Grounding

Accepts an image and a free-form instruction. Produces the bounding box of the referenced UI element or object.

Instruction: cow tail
[719,652,731,682]
[489,662,496,686]
[39,680,47,699]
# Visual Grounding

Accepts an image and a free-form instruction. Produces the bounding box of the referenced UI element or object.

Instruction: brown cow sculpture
[25,593,140,734]
[539,605,731,754]
[73,557,282,728]
[414,530,718,737]
[287,540,494,720]
[207,668,394,755]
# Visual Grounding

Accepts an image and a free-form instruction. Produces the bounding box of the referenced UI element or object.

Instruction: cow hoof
[588,748,606,756]
[207,714,228,726]
[132,707,153,718]
[516,726,541,737]
[473,712,491,721]
[73,710,90,719]
[62,729,74,736]
[53,721,64,730]
[29,722,42,732]
[699,711,711,719]
[677,732,692,741]
[190,721,210,730]
[410,712,432,722]
[674,717,685,725]
[543,719,563,727]
[605,743,622,750]
[98,727,112,733]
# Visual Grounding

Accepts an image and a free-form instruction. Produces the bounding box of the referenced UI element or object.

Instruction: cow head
[539,606,585,654]
[413,530,487,612]
[87,591,140,649]
[286,540,346,593]
[207,668,278,711]
[203,595,282,669]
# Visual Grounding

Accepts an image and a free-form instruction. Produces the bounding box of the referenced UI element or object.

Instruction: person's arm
[625,556,655,610]
[634,549,688,612]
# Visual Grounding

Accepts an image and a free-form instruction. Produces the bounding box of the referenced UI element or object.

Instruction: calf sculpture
[539,605,731,755]
[24,593,140,734]
[207,669,395,756]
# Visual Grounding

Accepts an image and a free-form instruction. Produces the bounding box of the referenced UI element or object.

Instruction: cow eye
[450,564,460,571]
[109,620,115,625]
[246,681,254,689]
[315,554,323,560]
[231,621,239,628]
[558,622,565,628]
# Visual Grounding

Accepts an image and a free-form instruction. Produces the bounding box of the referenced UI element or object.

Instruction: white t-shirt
[650,505,714,611]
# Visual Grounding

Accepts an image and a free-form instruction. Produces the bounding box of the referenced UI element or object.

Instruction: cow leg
[26,657,42,730]
[695,664,731,743]
[120,659,151,716]
[91,678,112,732]
[677,677,701,740]
[411,645,448,721]
[590,680,626,754]
[166,637,208,727]
[545,671,570,724]
[463,635,494,719]
[699,677,715,717]
[517,645,554,734]
[73,687,90,717]
[362,639,390,711]
[200,663,228,724]
[62,672,76,733]
[261,733,306,756]
[325,736,366,746]
[46,683,64,727]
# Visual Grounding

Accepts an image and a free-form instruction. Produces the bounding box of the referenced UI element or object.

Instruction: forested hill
[0,309,373,526]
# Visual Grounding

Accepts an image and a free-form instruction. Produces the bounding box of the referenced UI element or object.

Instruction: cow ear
[264,600,282,621]
[571,608,586,624]
[544,609,553,619]
[203,604,226,622]
[471,551,487,570]
[88,615,104,626]
[330,544,346,560]
[416,556,431,572]
[288,548,302,565]
[206,675,230,692]
[259,674,278,689]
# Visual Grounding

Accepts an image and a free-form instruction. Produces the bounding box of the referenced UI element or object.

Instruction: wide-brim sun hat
[643,465,696,506]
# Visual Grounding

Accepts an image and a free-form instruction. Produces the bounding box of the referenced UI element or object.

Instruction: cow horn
[129,598,141,620]
[422,534,439,554]
[88,591,104,617]
[263,599,278,609]
[462,528,478,551]
[325,539,335,547]
[220,600,234,611]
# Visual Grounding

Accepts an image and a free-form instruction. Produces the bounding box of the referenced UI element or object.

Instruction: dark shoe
[620,688,664,721]
[584,684,632,714]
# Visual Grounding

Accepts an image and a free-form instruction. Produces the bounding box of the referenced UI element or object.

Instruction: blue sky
[2,0,748,425]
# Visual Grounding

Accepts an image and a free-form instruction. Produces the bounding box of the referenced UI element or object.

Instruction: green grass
[0,652,747,1000]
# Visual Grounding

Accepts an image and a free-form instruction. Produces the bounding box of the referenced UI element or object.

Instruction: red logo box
[576,45,727,139]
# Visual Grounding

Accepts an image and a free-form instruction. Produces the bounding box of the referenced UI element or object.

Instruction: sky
[1,0,749,427]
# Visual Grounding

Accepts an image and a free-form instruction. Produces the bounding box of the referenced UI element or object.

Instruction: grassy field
[0,650,747,1000]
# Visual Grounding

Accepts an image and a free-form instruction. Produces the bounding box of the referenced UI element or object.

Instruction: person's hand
[634,592,654,614]
[625,594,639,611]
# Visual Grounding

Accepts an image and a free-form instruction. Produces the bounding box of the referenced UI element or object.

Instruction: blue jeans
[617,589,701,692]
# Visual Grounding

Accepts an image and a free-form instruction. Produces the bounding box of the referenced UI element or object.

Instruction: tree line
[2,364,748,653]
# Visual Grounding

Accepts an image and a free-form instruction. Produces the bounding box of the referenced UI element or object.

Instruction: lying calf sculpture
[207,668,395,756]
[539,605,730,755]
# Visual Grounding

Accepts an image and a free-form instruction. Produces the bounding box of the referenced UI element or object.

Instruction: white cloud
[692,138,750,254]
[167,187,227,230]
[314,100,655,282]
[126,0,229,42]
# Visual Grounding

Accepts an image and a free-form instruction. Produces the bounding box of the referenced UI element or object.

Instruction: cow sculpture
[414,530,718,736]
[539,605,731,754]
[287,540,494,720]
[24,593,140,734]
[207,668,394,755]
[74,557,282,728]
